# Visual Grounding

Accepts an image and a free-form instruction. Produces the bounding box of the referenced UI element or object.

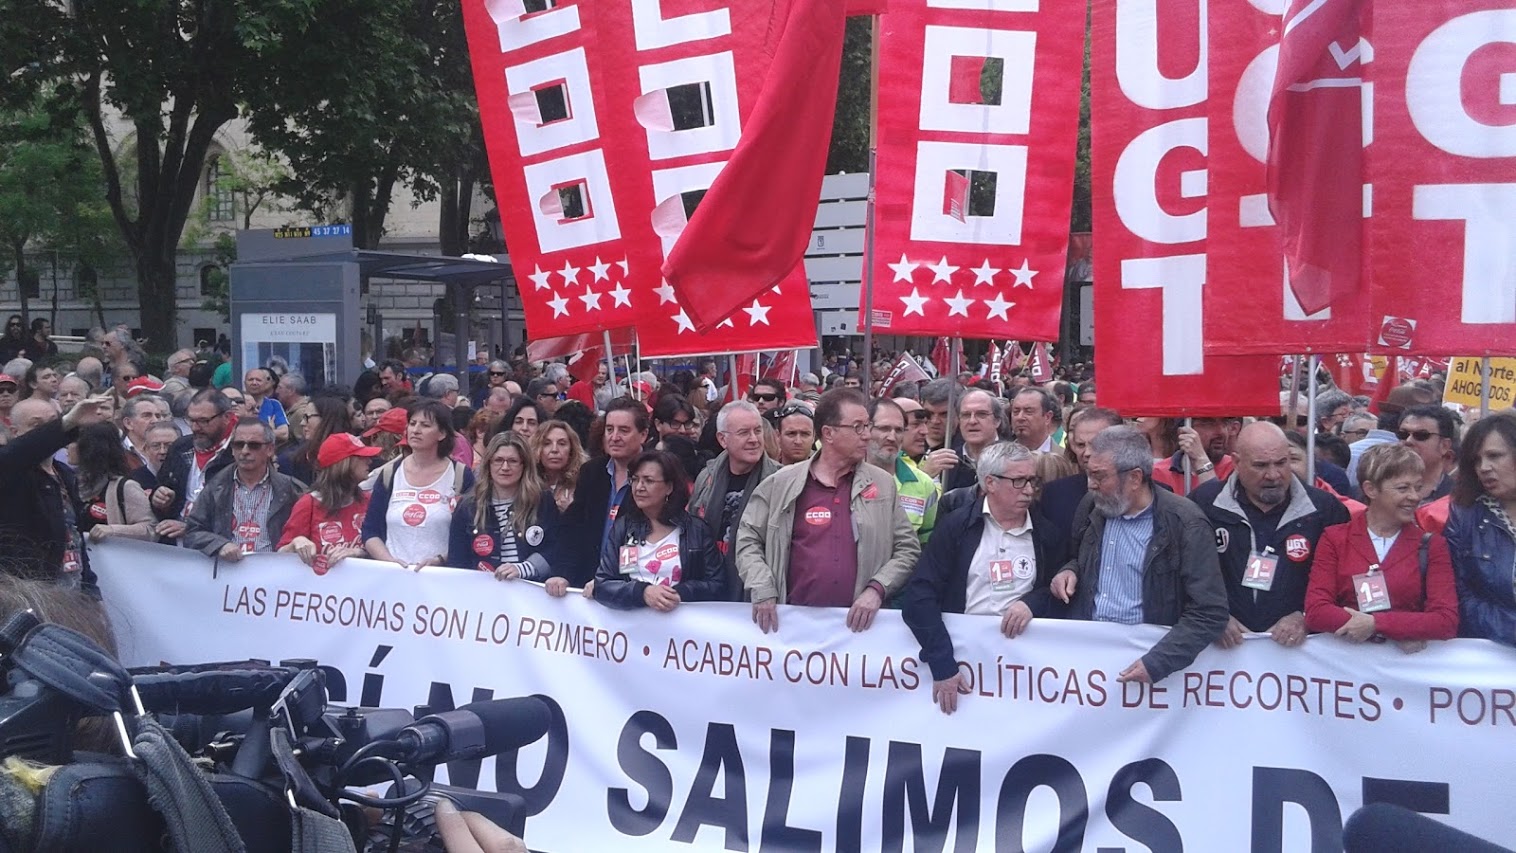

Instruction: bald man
[1190,422,1349,648]
[0,395,109,589]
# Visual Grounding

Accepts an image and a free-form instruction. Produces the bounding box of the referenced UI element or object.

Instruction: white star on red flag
[900,287,930,316]
[559,260,581,287]
[984,293,1015,321]
[969,259,1000,286]
[547,292,570,318]
[579,289,602,311]
[927,256,959,284]
[672,310,695,333]
[588,256,612,282]
[888,254,918,283]
[1009,259,1038,288]
[743,300,771,325]
[944,290,974,317]
[609,283,633,307]
[654,280,678,305]
[529,265,553,291]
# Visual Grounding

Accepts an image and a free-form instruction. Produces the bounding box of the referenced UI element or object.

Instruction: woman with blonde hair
[533,419,586,512]
[448,432,565,579]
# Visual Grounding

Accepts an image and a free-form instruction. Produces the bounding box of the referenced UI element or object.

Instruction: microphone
[1343,804,1511,853]
[392,697,552,765]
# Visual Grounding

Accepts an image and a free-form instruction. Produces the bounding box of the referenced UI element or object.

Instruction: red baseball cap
[363,406,409,439]
[317,433,383,467]
[123,376,165,397]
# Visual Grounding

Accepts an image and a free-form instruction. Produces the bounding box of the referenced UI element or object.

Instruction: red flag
[988,341,1003,386]
[661,0,848,332]
[882,352,930,393]
[764,350,798,383]
[1029,342,1053,384]
[1002,340,1022,375]
[1267,0,1368,316]
[864,0,1081,341]
[930,337,950,377]
[1368,356,1401,415]
[1091,0,1280,417]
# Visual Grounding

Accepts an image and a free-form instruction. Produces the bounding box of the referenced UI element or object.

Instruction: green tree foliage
[0,94,120,325]
[1,0,325,350]
[827,17,874,175]
[243,0,481,251]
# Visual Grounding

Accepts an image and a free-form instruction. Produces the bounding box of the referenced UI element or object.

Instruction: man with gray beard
[1050,425,1228,684]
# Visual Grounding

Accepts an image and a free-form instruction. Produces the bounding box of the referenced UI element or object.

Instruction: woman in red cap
[277,432,382,574]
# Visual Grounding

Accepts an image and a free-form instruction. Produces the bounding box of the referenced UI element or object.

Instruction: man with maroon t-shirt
[736,388,920,634]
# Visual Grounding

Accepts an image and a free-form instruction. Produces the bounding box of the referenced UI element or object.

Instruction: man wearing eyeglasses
[689,401,780,599]
[1050,425,1228,685]
[527,376,563,417]
[737,388,921,635]
[651,395,700,449]
[747,378,787,416]
[152,389,238,541]
[165,348,197,380]
[184,419,305,561]
[867,398,940,544]
[902,442,1070,714]
[1191,423,1349,651]
[943,389,1008,493]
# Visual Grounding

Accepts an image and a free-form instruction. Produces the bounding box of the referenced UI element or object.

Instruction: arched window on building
[205,155,235,222]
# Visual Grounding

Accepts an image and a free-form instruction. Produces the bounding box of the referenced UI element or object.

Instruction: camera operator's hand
[433,799,527,853]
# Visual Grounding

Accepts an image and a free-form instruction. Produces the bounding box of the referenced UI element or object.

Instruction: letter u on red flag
[1267,0,1368,316]
[660,0,849,332]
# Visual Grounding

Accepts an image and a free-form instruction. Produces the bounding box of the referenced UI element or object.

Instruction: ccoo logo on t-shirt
[804,507,832,526]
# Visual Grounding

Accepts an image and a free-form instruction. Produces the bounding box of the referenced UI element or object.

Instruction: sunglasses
[1397,429,1441,442]
[231,440,268,450]
[489,371,508,377]
[774,403,813,419]
[749,393,780,403]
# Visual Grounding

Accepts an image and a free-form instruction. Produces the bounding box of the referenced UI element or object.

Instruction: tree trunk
[437,171,474,257]
[135,248,180,351]
[12,241,29,326]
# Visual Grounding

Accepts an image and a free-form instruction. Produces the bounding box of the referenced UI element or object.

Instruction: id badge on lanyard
[1353,565,1392,613]
[1241,547,1279,591]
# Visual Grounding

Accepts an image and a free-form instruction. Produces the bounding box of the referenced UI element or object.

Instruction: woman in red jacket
[1305,443,1458,652]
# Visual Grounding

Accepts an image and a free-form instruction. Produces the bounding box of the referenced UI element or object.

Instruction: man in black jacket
[1190,422,1349,647]
[150,389,235,542]
[561,398,647,588]
[903,442,1070,714]
[0,395,109,590]
[1051,426,1228,684]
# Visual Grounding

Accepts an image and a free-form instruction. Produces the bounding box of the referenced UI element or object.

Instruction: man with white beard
[1050,425,1228,685]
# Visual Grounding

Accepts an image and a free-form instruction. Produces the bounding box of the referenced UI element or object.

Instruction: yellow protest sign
[1443,358,1516,408]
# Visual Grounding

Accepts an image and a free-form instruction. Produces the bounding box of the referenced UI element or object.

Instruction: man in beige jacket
[737,388,921,634]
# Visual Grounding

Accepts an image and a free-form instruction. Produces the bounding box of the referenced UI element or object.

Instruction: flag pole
[859,14,882,398]
[728,354,740,403]
[1287,356,1303,418]
[1182,416,1193,496]
[602,331,617,402]
[1481,357,1492,417]
[944,337,961,469]
[1306,354,1319,486]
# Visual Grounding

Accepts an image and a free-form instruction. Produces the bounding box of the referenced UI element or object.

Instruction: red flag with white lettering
[1090,0,1279,417]
[863,0,1081,340]
[1203,0,1374,354]
[883,352,930,393]
[1028,342,1053,384]
[1367,2,1516,356]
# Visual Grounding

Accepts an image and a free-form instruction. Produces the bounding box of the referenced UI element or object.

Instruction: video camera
[0,610,550,852]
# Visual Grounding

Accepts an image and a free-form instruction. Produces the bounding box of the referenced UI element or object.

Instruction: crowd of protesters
[0,318,1512,717]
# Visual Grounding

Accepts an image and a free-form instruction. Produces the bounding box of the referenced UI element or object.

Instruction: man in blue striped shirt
[1051,426,1229,684]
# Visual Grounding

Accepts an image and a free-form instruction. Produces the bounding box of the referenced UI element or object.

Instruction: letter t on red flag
[660,0,849,332]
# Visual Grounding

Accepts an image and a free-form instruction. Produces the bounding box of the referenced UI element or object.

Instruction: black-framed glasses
[991,474,1042,490]
[666,418,697,431]
[828,421,870,436]
[1397,429,1441,442]
[232,440,268,450]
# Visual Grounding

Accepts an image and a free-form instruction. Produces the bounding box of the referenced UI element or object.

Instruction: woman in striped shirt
[447,432,564,580]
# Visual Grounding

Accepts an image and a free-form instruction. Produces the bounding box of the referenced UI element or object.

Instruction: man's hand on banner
[933,672,971,715]
[753,599,779,634]
[1268,612,1307,647]
[155,520,186,539]
[1117,659,1151,684]
[644,585,680,612]
[1000,601,1034,638]
[846,587,883,633]
[1050,569,1078,604]
[545,578,568,597]
[1216,616,1247,649]
[217,542,244,563]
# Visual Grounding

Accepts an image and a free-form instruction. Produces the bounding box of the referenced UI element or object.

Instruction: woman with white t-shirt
[593,450,726,611]
[361,400,475,569]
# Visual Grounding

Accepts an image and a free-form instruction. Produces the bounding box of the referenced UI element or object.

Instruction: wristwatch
[1194,461,1215,474]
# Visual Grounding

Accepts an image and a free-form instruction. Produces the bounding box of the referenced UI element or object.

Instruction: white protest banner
[97,541,1516,850]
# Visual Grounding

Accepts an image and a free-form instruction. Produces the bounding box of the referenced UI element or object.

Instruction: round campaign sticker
[1012,556,1035,580]
[473,534,494,556]
[418,489,443,506]
[804,507,832,526]
[1378,316,1414,349]
[525,525,544,547]
[655,542,679,562]
[318,522,344,545]
[1285,534,1312,562]
[312,554,330,576]
[402,504,427,526]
